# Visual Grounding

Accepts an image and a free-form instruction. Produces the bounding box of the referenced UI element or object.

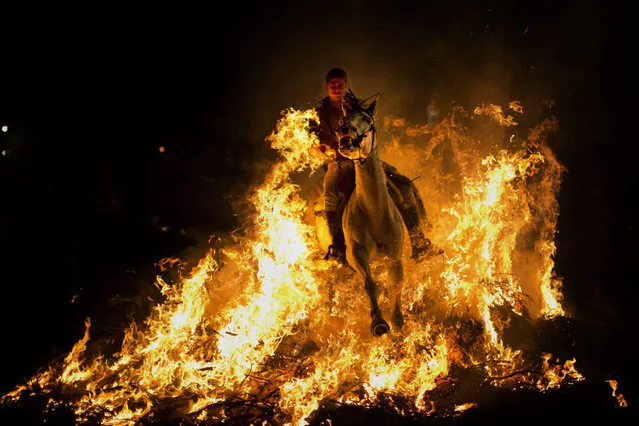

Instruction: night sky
[0,1,635,424]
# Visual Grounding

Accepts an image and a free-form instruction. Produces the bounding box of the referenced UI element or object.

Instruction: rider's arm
[309,106,336,157]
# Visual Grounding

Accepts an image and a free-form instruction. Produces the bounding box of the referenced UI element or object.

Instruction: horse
[311,96,410,337]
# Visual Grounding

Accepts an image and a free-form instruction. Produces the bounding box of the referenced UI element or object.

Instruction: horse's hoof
[391,311,405,329]
[371,318,390,337]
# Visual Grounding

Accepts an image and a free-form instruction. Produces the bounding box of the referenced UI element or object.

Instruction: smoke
[216,5,525,165]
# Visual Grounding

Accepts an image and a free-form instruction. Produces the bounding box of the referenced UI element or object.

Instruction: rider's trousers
[323,160,355,213]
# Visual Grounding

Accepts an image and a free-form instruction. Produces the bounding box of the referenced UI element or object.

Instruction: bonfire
[1,101,586,425]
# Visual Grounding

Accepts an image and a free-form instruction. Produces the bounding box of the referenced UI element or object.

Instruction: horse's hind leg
[348,243,390,337]
[389,259,404,329]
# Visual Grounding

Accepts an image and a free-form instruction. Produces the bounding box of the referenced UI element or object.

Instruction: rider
[310,68,441,262]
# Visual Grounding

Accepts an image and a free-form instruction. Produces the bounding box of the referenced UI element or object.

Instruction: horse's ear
[346,89,361,110]
[366,97,378,118]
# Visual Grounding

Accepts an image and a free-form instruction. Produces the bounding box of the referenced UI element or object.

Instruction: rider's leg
[400,204,438,258]
[323,160,354,260]
[382,163,442,259]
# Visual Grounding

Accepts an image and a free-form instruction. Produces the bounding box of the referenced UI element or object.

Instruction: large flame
[2,103,583,424]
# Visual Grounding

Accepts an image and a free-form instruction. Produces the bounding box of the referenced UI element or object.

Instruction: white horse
[314,97,410,336]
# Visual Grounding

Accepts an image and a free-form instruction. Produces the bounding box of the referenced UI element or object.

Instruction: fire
[454,402,478,412]
[536,354,584,391]
[473,102,521,127]
[383,115,407,129]
[2,103,583,424]
[607,380,628,408]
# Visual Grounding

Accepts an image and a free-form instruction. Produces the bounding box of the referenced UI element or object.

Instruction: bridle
[340,109,376,164]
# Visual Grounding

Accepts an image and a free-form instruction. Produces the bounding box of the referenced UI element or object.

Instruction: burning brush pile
[1,102,585,425]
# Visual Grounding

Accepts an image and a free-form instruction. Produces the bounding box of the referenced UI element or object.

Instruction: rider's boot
[400,206,443,261]
[325,211,347,264]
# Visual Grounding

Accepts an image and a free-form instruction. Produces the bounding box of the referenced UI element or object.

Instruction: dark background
[0,1,635,424]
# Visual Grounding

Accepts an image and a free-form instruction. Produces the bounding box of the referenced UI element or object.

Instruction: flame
[2,103,583,424]
[454,402,478,412]
[383,115,407,129]
[536,354,584,391]
[607,380,628,408]
[473,102,521,127]
[60,318,92,384]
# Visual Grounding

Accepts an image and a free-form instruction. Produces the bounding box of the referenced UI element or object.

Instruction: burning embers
[2,102,584,424]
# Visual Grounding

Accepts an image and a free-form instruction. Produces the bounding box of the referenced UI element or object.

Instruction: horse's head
[337,96,378,161]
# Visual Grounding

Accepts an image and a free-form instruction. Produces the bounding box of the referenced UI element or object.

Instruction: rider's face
[326,78,348,102]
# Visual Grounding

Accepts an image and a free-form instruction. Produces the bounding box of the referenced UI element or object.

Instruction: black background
[0,1,635,424]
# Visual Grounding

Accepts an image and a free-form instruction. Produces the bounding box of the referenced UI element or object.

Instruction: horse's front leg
[347,243,390,337]
[389,259,404,329]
